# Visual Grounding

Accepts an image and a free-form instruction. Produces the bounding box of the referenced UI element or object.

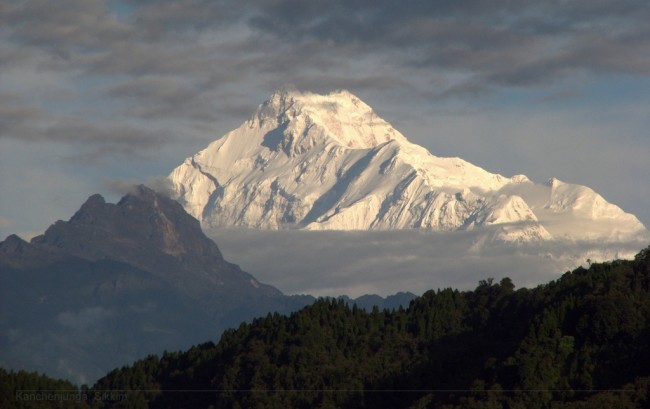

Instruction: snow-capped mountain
[169,89,646,243]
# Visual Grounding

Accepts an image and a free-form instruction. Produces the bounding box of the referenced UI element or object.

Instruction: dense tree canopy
[4,246,650,408]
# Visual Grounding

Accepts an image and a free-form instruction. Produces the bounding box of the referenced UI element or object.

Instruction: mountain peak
[0,186,310,383]
[70,193,106,221]
[169,90,646,243]
[19,185,286,300]
[0,234,28,255]
[252,88,405,150]
[267,88,363,108]
[33,185,225,264]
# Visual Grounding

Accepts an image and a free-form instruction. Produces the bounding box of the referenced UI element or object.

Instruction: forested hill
[4,247,650,409]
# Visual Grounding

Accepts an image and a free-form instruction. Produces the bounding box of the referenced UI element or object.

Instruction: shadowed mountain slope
[0,185,313,383]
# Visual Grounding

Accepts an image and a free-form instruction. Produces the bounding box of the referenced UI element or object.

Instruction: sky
[1,1,649,273]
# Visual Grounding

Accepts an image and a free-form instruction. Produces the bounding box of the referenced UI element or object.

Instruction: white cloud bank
[207,228,649,298]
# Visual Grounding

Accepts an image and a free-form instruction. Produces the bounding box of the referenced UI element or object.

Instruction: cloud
[103,177,175,198]
[206,228,647,298]
[245,0,650,87]
[1,115,176,164]
[2,0,131,51]
[3,0,649,159]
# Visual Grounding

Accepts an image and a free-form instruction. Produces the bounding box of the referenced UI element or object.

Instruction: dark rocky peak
[78,192,106,209]
[116,185,224,261]
[0,234,34,262]
[0,234,28,253]
[67,193,107,223]
[15,184,280,306]
[31,185,224,264]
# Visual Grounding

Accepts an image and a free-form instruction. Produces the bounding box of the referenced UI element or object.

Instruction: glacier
[169,89,647,245]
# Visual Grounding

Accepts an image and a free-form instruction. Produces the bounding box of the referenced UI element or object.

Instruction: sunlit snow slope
[169,89,646,243]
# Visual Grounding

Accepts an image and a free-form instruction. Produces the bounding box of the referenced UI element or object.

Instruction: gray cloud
[104,76,215,120]
[6,0,647,112]
[0,97,44,135]
[2,0,131,52]
[103,177,175,198]
[125,0,246,40]
[245,0,650,87]
[4,0,648,155]
[0,111,176,163]
[43,120,167,146]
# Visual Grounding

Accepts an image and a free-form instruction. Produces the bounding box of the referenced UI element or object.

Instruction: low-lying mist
[206,228,648,298]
